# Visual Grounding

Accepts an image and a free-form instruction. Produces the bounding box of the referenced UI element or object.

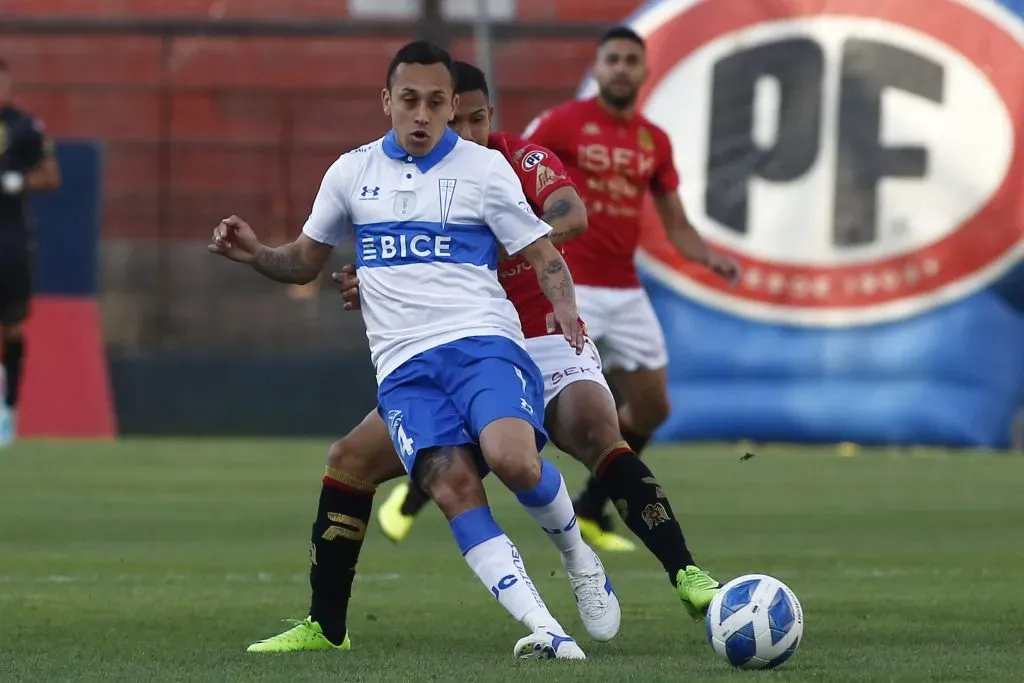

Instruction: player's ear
[381,88,391,116]
[487,105,494,123]
[450,93,460,122]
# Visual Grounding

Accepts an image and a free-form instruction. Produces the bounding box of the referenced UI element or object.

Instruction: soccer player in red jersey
[246,61,721,654]
[523,27,740,551]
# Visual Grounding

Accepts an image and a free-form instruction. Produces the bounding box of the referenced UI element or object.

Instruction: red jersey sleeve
[650,127,681,195]
[506,138,576,209]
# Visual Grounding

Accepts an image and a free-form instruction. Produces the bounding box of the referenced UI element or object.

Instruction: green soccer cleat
[676,566,721,622]
[246,618,350,653]
[377,481,416,543]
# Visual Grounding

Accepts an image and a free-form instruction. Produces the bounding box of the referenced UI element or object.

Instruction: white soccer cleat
[514,630,586,660]
[564,546,621,642]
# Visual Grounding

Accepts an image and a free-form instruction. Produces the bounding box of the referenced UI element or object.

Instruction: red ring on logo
[635,0,1024,310]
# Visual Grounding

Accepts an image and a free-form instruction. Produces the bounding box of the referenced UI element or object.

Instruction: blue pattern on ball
[724,621,757,667]
[718,578,760,622]
[766,637,800,669]
[767,587,795,645]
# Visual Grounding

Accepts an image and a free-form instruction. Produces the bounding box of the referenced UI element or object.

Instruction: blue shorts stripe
[516,459,563,508]
[449,506,503,555]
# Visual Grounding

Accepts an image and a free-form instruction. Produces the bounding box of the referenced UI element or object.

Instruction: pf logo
[581,0,1024,326]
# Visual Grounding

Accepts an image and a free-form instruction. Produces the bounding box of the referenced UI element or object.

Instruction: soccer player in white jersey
[209,41,618,660]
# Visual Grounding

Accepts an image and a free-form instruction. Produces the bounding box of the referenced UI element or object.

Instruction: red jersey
[488,131,577,338]
[523,98,680,288]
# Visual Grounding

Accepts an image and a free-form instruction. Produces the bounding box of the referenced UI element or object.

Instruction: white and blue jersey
[301,128,551,471]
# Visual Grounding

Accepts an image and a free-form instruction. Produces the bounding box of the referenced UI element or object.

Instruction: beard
[598,85,638,111]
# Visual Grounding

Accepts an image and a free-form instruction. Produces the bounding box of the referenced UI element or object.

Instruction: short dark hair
[599,26,646,49]
[386,40,455,89]
[453,61,489,97]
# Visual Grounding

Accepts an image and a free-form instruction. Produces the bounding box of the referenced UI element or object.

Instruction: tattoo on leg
[414,446,459,493]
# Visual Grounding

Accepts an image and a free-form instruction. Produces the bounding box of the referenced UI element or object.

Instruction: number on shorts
[396,423,415,457]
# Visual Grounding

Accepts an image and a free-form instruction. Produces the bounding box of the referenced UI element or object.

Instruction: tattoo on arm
[542,198,573,222]
[538,250,576,306]
[542,197,585,245]
[414,446,459,494]
[253,244,317,284]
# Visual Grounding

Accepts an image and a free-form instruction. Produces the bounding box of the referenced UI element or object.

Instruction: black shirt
[0,104,50,251]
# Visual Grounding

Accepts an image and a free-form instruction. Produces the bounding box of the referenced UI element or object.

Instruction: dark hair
[599,26,646,49]
[386,40,455,89]
[453,61,489,97]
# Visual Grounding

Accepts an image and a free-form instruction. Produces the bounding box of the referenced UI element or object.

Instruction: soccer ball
[704,574,803,670]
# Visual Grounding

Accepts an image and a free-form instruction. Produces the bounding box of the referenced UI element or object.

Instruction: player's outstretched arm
[209,215,333,285]
[653,191,740,284]
[540,186,588,246]
[520,237,585,354]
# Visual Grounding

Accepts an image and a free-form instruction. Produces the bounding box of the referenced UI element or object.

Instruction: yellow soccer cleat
[377,481,416,543]
[577,516,636,552]
[246,618,350,653]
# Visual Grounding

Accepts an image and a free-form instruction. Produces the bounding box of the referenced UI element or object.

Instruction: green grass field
[2,440,1023,682]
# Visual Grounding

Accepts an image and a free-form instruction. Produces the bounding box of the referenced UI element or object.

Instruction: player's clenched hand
[550,303,586,355]
[208,215,263,264]
[705,250,741,286]
[331,265,361,311]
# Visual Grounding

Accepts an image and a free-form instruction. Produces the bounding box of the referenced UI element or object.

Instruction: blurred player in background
[213,42,614,659]
[331,60,721,638]
[523,27,739,550]
[0,58,61,447]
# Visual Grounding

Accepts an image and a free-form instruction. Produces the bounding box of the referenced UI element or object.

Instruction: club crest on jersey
[394,190,416,218]
[438,178,457,230]
[637,127,655,152]
[580,0,1024,327]
[521,150,547,172]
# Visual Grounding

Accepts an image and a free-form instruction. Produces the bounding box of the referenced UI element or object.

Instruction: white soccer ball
[704,573,804,670]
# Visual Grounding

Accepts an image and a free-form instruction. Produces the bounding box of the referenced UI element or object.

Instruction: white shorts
[576,285,668,372]
[525,334,613,408]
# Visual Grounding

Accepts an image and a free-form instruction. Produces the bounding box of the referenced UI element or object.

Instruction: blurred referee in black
[0,58,61,447]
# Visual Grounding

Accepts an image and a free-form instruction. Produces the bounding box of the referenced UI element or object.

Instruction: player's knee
[415,448,484,518]
[478,417,542,490]
[571,421,625,470]
[325,436,371,478]
[630,390,671,434]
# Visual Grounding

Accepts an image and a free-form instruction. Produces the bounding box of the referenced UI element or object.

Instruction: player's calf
[612,366,671,443]
[550,379,712,594]
[480,417,620,642]
[414,445,580,643]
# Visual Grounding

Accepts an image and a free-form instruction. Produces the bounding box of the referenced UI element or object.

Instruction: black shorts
[0,257,32,325]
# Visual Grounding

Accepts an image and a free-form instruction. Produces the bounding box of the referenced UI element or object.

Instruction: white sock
[451,506,565,632]
[515,460,591,571]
